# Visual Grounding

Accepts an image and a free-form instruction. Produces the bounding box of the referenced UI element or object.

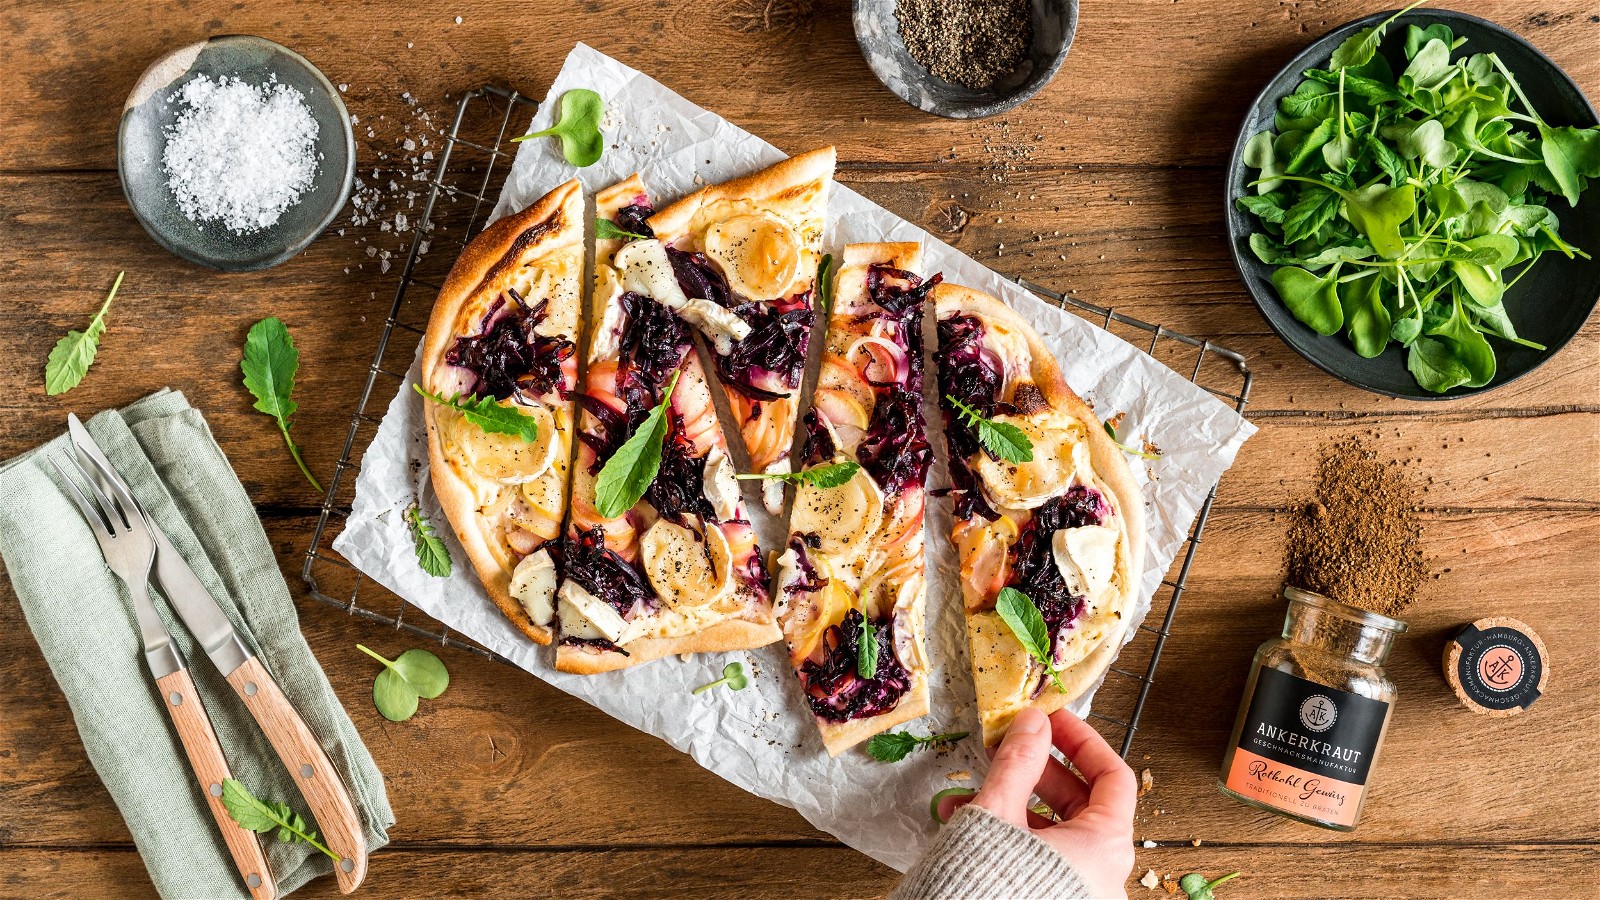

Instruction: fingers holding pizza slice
[648,147,836,514]
[933,283,1146,745]
[555,175,781,675]
[775,242,937,755]
[419,179,584,645]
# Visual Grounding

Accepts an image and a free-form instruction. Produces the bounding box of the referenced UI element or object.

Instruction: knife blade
[67,414,254,677]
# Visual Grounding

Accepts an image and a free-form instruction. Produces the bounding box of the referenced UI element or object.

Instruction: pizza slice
[932,283,1146,744]
[418,179,582,645]
[647,147,836,513]
[771,243,937,755]
[556,174,781,674]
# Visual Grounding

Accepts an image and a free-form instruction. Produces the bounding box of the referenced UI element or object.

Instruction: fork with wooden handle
[54,455,277,900]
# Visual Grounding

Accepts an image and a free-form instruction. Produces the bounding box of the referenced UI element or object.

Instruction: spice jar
[1218,587,1407,830]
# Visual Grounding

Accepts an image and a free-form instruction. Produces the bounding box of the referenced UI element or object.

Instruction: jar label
[1224,667,1389,827]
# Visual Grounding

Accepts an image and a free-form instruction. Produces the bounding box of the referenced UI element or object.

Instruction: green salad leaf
[946,395,1034,463]
[995,587,1065,693]
[865,730,970,763]
[242,317,323,493]
[221,779,339,861]
[405,504,452,577]
[512,88,605,167]
[737,460,860,489]
[693,661,748,695]
[413,385,539,441]
[595,218,648,241]
[45,271,124,396]
[357,644,449,722]
[594,371,679,518]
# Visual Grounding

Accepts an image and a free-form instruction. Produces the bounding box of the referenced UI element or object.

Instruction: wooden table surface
[3,1,1597,897]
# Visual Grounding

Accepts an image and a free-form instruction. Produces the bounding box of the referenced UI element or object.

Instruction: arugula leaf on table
[357,644,449,722]
[413,385,539,441]
[945,395,1033,463]
[45,271,124,396]
[595,218,649,241]
[865,730,970,763]
[512,88,605,167]
[241,317,323,493]
[736,460,860,489]
[220,779,339,861]
[594,370,680,518]
[1178,871,1242,900]
[405,504,452,577]
[693,661,748,695]
[995,587,1065,694]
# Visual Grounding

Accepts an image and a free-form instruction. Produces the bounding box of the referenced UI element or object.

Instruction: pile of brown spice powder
[895,0,1032,91]
[1284,436,1427,617]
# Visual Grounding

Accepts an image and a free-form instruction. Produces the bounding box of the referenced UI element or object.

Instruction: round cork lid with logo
[1444,616,1549,718]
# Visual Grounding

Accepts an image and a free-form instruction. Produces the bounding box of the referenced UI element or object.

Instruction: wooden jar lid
[1443,617,1548,717]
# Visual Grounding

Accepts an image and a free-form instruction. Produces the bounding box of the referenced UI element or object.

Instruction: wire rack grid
[302,84,1254,759]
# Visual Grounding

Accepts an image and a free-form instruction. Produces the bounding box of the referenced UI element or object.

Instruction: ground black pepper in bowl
[894,0,1032,90]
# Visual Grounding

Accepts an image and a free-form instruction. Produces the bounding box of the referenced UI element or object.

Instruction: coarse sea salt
[162,74,319,234]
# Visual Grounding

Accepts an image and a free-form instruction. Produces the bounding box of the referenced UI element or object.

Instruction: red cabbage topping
[857,387,931,496]
[558,635,629,655]
[446,294,576,400]
[799,409,836,468]
[666,247,812,400]
[644,426,720,525]
[935,314,1003,521]
[799,609,913,723]
[563,525,659,618]
[866,263,943,315]
[1004,486,1110,655]
[613,200,655,239]
[573,291,692,472]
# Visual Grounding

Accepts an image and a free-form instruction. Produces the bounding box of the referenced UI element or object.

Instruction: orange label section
[1224,748,1363,826]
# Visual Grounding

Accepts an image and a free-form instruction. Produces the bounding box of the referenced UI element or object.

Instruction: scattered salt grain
[162,74,319,234]
[1142,840,1157,848]
[454,15,462,24]
[1140,869,1160,890]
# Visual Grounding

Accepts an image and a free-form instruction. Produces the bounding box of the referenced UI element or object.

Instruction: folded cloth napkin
[0,390,393,899]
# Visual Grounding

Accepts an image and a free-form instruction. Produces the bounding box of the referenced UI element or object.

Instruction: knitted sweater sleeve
[889,804,1093,900]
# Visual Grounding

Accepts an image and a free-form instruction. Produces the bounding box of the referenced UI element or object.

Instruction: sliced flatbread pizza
[648,147,836,513]
[772,242,937,755]
[419,179,583,645]
[556,174,781,674]
[932,283,1146,745]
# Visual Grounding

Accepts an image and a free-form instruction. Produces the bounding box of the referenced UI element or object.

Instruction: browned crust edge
[646,146,837,240]
[930,282,1148,745]
[554,614,782,675]
[420,179,583,647]
[816,675,933,757]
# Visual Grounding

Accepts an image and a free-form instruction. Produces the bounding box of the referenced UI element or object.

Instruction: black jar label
[1452,623,1543,711]
[1224,667,1389,827]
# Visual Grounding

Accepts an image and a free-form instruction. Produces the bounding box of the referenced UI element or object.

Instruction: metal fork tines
[53,453,183,678]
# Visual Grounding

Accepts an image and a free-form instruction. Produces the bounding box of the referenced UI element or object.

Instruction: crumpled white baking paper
[333,44,1256,873]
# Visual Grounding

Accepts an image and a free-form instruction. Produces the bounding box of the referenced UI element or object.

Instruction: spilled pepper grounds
[895,0,1031,90]
[1284,436,1427,617]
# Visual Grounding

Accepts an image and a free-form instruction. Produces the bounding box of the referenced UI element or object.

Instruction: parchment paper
[333,44,1256,872]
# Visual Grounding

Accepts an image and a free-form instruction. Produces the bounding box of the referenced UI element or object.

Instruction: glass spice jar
[1217,587,1408,830]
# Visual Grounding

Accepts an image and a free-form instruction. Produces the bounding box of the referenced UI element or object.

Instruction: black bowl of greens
[1227,7,1600,399]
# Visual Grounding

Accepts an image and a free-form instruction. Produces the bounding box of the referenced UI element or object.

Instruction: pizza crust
[555,614,782,675]
[421,179,583,647]
[647,147,836,244]
[931,283,1147,744]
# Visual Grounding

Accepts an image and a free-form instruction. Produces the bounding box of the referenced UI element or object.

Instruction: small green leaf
[946,395,1033,463]
[1271,266,1344,336]
[693,661,748,695]
[1103,422,1161,460]
[595,218,648,241]
[1180,871,1242,900]
[512,88,605,167]
[816,253,836,317]
[45,271,124,396]
[866,730,970,763]
[737,460,860,489]
[929,787,977,823]
[413,385,539,441]
[220,778,339,861]
[405,504,453,577]
[242,317,323,493]
[594,370,680,518]
[995,587,1065,693]
[858,616,879,679]
[358,644,449,721]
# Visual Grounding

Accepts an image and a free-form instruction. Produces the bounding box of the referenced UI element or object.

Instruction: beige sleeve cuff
[889,804,1092,900]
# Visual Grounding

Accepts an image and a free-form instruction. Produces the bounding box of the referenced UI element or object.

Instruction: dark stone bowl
[853,0,1078,119]
[118,35,355,272]
[1227,9,1600,400]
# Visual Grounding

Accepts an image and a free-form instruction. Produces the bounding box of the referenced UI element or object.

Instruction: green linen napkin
[0,390,393,898]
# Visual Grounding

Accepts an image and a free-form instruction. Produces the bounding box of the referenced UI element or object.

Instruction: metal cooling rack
[301,84,1254,759]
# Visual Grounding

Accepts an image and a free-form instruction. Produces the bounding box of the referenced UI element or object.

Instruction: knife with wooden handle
[67,416,368,892]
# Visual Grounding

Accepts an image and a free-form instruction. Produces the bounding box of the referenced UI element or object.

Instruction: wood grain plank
[2,1,1595,172]
[4,512,1594,848]
[2,842,1595,900]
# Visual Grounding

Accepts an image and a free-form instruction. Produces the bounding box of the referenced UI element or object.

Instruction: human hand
[939,707,1138,899]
